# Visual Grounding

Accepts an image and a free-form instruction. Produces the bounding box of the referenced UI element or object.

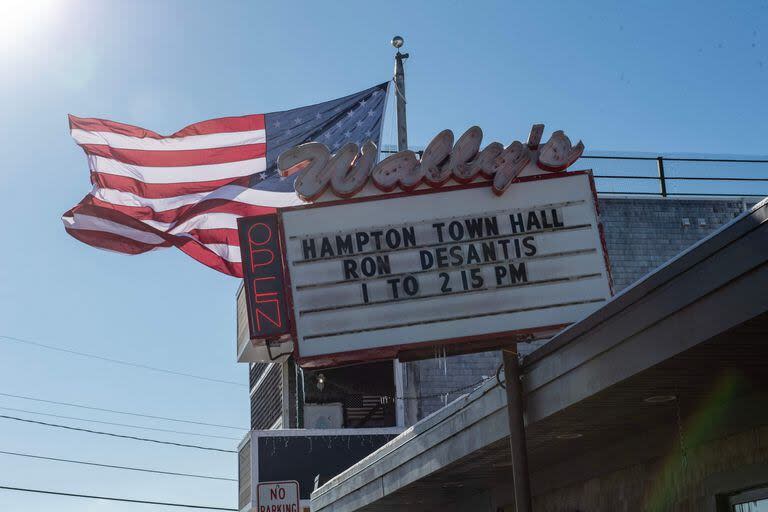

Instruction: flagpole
[392,36,409,152]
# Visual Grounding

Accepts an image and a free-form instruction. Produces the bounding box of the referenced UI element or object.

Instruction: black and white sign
[278,171,612,367]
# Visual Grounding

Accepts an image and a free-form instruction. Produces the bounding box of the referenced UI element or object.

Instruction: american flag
[63,83,389,277]
[344,394,387,426]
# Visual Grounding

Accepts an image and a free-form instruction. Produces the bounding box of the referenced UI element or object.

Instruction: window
[729,486,768,511]
[302,361,397,428]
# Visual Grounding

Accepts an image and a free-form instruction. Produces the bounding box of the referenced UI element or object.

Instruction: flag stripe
[90,184,302,214]
[181,228,241,246]
[80,143,267,167]
[64,227,168,255]
[175,239,242,276]
[84,195,276,225]
[91,173,252,199]
[72,128,266,152]
[69,114,266,138]
[189,241,242,263]
[88,154,267,184]
[63,211,167,246]
[164,213,243,234]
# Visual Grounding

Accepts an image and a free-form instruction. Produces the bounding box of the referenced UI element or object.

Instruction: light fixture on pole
[391,36,409,152]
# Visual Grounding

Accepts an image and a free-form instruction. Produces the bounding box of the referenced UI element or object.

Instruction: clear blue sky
[0,1,766,510]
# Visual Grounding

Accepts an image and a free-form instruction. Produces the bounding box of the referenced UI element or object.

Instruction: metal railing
[379,149,768,198]
[582,155,768,198]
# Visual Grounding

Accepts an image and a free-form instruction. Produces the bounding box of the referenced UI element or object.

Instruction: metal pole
[392,36,409,152]
[296,364,304,428]
[657,156,667,197]
[503,348,532,512]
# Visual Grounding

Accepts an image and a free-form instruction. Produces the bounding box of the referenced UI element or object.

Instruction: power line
[0,450,236,482]
[0,414,236,453]
[0,335,246,388]
[0,406,240,441]
[0,485,236,511]
[0,392,247,431]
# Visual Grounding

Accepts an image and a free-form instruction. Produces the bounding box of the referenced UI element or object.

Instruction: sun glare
[0,0,60,53]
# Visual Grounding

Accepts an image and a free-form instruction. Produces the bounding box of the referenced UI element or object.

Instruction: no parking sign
[256,480,299,512]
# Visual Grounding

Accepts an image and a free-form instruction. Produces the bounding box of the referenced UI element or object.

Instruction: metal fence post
[657,156,667,197]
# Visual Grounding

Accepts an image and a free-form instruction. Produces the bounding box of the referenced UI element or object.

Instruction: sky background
[0,0,766,510]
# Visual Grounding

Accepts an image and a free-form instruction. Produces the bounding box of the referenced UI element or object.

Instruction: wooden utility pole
[392,36,409,152]
[503,347,533,512]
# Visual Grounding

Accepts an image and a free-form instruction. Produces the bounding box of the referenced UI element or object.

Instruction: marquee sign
[238,126,612,368]
[277,124,584,200]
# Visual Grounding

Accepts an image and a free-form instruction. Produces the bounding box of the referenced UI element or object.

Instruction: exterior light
[556,433,583,440]
[644,395,676,403]
[316,373,325,391]
[391,36,404,49]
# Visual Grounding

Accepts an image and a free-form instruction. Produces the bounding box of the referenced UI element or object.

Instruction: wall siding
[249,362,270,389]
[238,437,252,510]
[599,197,747,291]
[250,364,282,430]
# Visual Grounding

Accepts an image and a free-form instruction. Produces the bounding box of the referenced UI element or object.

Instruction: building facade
[240,195,751,431]
[310,197,768,512]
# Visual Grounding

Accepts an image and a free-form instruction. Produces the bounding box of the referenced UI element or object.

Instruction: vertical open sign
[237,214,292,341]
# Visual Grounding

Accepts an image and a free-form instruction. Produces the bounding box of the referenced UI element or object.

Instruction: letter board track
[278,171,612,368]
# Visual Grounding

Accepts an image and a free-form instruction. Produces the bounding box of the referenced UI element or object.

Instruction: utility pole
[391,36,409,152]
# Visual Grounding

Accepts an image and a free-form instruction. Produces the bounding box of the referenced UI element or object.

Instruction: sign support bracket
[503,346,532,512]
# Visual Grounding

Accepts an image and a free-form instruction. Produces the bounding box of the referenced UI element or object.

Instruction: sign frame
[275,170,613,369]
[256,480,300,512]
[237,214,293,342]
[246,428,402,505]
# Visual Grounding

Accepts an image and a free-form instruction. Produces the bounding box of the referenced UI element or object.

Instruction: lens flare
[0,0,60,54]
[644,372,745,511]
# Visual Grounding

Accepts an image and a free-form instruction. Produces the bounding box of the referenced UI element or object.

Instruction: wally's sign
[278,124,584,200]
[238,126,612,368]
